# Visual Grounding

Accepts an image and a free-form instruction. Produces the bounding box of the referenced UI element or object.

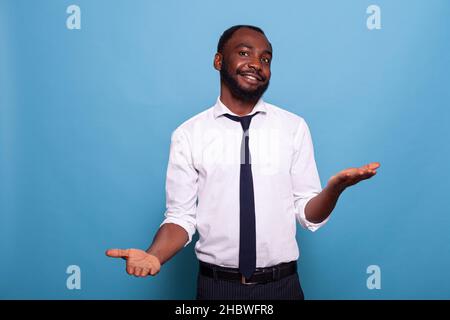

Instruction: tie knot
[223,112,259,131]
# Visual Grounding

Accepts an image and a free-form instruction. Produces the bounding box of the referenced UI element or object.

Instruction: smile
[239,73,262,84]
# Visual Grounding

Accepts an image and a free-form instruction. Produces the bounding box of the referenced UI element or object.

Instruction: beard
[220,60,270,102]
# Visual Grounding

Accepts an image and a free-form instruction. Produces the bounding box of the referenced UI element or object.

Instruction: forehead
[225,28,272,52]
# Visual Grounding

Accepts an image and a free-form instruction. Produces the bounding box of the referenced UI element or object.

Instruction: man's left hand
[327,162,380,193]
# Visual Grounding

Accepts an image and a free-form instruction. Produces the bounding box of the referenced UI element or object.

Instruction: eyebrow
[234,42,272,55]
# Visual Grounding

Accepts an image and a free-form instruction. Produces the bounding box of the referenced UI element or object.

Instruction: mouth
[239,72,263,84]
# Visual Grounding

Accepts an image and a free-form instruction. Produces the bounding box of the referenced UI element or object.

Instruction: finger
[150,266,159,276]
[363,162,380,171]
[357,170,377,181]
[106,249,129,258]
[140,269,149,277]
[349,170,368,181]
[127,266,135,275]
[344,169,363,178]
[342,169,369,181]
[134,268,143,277]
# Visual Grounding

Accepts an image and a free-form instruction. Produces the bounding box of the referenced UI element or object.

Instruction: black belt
[199,261,297,285]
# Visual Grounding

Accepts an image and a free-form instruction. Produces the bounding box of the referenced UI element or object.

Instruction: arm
[305,162,380,224]
[146,223,189,265]
[106,128,198,277]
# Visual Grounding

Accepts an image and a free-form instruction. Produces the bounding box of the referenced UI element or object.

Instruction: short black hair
[217,25,266,54]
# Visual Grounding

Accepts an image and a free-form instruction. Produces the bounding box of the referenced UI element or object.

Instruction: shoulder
[170,105,215,140]
[264,101,309,133]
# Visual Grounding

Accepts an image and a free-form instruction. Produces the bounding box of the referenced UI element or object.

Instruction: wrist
[325,183,345,197]
[146,248,163,264]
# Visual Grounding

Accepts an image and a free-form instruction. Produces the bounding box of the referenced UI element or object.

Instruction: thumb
[105,248,130,258]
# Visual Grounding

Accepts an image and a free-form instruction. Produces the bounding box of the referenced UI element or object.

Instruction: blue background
[1,0,449,299]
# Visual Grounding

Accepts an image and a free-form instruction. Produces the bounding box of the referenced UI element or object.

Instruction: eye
[239,51,249,57]
[261,57,271,64]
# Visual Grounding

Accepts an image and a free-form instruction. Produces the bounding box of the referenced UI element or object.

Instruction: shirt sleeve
[160,127,198,246]
[291,119,329,232]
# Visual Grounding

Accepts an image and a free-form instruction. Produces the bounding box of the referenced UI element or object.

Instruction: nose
[247,57,262,71]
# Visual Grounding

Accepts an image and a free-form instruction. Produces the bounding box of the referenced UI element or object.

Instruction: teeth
[243,75,258,81]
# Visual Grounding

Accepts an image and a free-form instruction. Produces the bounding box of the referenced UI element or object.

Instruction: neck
[220,84,260,116]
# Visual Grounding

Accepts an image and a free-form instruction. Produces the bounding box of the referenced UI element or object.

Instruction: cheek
[234,61,249,73]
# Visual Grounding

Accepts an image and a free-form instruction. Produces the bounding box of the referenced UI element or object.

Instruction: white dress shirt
[161,97,329,268]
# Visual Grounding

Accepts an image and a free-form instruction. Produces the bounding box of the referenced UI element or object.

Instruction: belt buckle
[241,275,257,285]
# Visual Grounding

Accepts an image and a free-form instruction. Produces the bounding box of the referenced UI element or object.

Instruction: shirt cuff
[295,197,330,232]
[160,216,196,247]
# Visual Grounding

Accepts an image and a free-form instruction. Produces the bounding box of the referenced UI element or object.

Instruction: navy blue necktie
[223,112,258,279]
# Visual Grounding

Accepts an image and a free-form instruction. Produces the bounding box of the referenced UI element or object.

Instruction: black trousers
[196,272,304,300]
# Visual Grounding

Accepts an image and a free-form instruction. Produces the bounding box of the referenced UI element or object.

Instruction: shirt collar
[213,96,268,119]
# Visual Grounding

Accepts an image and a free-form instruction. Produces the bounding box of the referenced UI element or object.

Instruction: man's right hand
[105,248,161,277]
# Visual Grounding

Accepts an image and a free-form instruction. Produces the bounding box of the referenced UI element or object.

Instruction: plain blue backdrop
[1,0,449,299]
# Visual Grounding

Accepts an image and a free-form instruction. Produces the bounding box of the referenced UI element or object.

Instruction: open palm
[327,162,380,192]
[106,248,161,277]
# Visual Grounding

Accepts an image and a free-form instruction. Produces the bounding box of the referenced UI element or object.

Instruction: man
[106,25,380,300]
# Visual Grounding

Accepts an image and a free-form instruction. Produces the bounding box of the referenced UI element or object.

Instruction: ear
[213,53,223,71]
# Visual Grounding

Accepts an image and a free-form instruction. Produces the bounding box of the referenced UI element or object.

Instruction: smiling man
[106,25,380,300]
